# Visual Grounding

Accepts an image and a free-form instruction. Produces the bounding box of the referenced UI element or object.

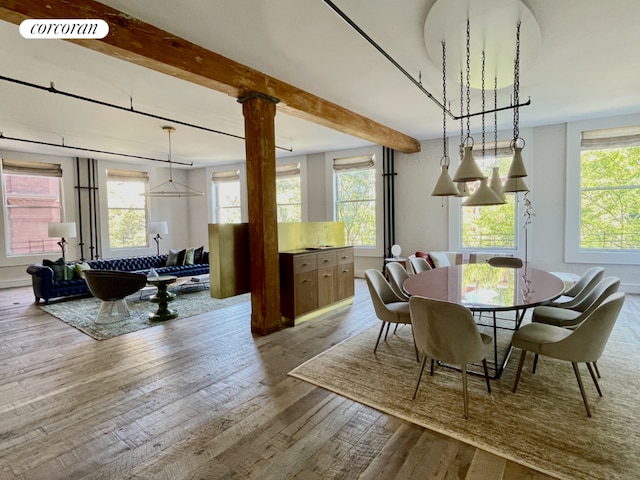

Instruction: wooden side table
[147,275,178,321]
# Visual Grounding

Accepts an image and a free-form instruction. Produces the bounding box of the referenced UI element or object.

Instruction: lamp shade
[502,176,529,193]
[456,182,470,197]
[453,145,486,182]
[461,178,506,206]
[506,146,528,178]
[489,167,506,201]
[148,221,168,235]
[48,222,76,238]
[431,165,461,196]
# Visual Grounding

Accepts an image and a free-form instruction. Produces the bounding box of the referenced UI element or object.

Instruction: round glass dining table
[403,263,565,378]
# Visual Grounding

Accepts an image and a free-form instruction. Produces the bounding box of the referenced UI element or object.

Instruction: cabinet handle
[324,273,332,277]
[341,256,349,259]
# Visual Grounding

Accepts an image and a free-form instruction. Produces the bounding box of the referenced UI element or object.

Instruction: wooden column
[239,92,284,335]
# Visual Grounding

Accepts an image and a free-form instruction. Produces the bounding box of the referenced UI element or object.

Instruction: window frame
[105,168,149,250]
[275,162,302,223]
[1,158,64,257]
[565,114,640,265]
[211,168,243,224]
[449,129,530,259]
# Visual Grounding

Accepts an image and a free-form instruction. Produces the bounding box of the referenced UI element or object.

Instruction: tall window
[2,158,63,255]
[334,155,376,247]
[276,163,301,222]
[460,141,517,250]
[106,169,148,249]
[212,170,241,223]
[579,127,640,250]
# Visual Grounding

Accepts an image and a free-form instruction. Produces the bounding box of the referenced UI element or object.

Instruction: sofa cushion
[74,261,91,279]
[43,258,66,282]
[193,245,204,264]
[176,248,187,266]
[166,249,179,266]
[415,251,435,268]
[185,247,195,265]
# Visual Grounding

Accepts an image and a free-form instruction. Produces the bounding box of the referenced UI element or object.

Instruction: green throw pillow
[74,262,91,279]
[166,249,179,266]
[185,247,195,265]
[43,258,66,282]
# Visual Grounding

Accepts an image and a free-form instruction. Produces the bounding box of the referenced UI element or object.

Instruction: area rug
[288,322,640,480]
[40,290,250,340]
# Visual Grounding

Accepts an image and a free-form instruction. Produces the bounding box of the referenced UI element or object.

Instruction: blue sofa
[26,253,209,304]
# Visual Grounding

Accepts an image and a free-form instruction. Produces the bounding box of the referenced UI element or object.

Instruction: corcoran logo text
[19,19,109,39]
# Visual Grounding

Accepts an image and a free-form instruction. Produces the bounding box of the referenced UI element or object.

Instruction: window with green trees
[276,163,301,222]
[579,130,640,250]
[106,169,148,249]
[460,151,516,249]
[211,169,241,224]
[334,155,376,247]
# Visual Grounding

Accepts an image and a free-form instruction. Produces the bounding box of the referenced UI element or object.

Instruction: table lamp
[148,221,168,255]
[48,222,77,262]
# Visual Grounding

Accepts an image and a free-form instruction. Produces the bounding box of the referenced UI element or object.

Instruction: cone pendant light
[432,158,460,196]
[507,145,527,178]
[489,167,505,200]
[462,178,505,206]
[502,176,529,193]
[453,144,486,182]
[456,182,470,197]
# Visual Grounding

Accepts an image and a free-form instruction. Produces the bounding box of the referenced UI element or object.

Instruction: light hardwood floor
[0,280,566,480]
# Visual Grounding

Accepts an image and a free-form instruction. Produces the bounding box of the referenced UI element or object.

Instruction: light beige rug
[289,321,640,480]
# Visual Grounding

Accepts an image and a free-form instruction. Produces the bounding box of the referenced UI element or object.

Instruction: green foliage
[335,169,376,246]
[276,176,302,222]
[580,147,640,249]
[107,180,147,248]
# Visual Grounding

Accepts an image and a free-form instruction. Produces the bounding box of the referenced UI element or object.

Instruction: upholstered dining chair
[487,256,523,268]
[532,276,620,329]
[384,262,410,301]
[511,292,625,417]
[84,270,148,324]
[549,266,605,307]
[409,296,492,419]
[408,256,432,275]
[364,269,418,361]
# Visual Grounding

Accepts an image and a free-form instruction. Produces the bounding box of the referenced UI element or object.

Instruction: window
[106,169,148,249]
[460,141,518,250]
[276,163,301,222]
[2,158,63,255]
[334,155,376,247]
[212,170,241,223]
[578,126,640,250]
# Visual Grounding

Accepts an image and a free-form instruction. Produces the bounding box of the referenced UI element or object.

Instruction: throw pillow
[184,247,195,265]
[193,245,204,264]
[43,258,66,282]
[429,251,451,268]
[66,264,76,280]
[415,251,435,268]
[176,248,187,266]
[74,262,91,279]
[166,249,179,266]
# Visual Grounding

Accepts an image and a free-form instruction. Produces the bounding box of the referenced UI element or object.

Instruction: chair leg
[593,361,601,379]
[374,322,386,353]
[413,356,427,399]
[572,362,592,417]
[482,359,491,394]
[462,364,469,419]
[512,350,527,393]
[384,322,391,340]
[586,362,603,397]
[532,353,539,373]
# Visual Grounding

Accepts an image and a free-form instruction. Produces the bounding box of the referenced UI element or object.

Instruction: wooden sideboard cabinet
[280,246,354,322]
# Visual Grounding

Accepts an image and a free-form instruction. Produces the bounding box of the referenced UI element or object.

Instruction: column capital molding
[237,92,280,105]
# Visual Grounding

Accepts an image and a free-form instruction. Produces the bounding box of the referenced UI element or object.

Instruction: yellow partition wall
[277,221,346,252]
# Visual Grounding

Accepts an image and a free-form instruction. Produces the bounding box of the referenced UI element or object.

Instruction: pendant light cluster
[431,20,529,206]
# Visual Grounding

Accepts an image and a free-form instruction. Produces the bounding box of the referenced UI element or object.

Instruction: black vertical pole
[87,158,95,259]
[91,158,99,259]
[75,157,85,261]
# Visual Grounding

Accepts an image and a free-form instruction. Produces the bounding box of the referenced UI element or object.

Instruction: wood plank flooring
[0,280,565,479]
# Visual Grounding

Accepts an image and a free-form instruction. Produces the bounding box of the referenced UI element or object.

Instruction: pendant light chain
[465,19,471,142]
[442,41,448,161]
[513,21,521,142]
[481,50,486,160]
[460,70,464,157]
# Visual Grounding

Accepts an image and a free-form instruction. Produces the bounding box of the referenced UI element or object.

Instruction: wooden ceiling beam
[0,0,421,153]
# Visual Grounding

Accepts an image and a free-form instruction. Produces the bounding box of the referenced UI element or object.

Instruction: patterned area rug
[289,321,640,480]
[40,289,250,340]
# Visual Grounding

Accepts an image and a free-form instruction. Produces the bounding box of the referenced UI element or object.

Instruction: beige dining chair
[511,292,625,417]
[408,256,431,275]
[364,269,418,361]
[549,266,605,307]
[409,296,492,419]
[384,262,410,302]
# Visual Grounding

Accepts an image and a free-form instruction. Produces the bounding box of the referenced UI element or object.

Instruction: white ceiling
[1,0,639,168]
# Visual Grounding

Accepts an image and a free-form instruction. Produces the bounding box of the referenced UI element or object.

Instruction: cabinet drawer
[317,251,337,268]
[293,254,317,274]
[336,248,354,265]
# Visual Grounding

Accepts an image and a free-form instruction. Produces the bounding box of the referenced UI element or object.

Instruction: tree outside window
[276,163,301,223]
[106,169,148,249]
[212,170,241,224]
[334,156,376,247]
[580,145,640,250]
